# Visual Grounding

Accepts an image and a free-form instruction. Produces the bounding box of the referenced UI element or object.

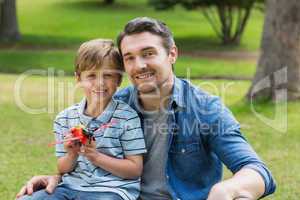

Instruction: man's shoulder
[113,86,135,103]
[175,78,225,123]
[178,78,220,105]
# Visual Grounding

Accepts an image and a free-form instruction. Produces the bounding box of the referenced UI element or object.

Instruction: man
[16,17,276,200]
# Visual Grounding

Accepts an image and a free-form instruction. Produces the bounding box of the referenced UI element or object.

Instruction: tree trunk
[214,2,254,46]
[247,0,300,101]
[0,0,21,41]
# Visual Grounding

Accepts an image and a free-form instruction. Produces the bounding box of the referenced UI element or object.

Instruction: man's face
[120,32,177,94]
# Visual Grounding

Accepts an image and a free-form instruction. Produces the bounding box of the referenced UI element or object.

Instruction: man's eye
[124,56,134,62]
[144,51,154,57]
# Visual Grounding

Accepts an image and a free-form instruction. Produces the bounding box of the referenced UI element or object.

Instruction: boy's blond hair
[75,39,123,76]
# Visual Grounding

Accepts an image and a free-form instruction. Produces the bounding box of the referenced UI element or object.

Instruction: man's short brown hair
[117,17,175,54]
[75,39,123,75]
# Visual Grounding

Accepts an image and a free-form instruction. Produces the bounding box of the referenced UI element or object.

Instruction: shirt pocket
[169,140,201,155]
[169,140,205,184]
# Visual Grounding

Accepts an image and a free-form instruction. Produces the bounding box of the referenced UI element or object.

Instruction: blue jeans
[19,185,124,200]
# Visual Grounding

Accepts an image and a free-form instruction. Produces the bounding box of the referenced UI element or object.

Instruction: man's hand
[15,175,61,199]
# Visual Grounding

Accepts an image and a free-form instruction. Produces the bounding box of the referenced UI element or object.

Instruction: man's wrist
[210,179,254,200]
[209,181,236,199]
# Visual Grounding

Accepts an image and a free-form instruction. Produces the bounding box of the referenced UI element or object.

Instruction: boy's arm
[82,109,146,179]
[57,152,78,175]
[82,143,143,179]
[57,134,80,174]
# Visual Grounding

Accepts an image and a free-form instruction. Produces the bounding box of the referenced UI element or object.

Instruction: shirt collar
[130,76,186,112]
[170,76,185,108]
[78,98,117,127]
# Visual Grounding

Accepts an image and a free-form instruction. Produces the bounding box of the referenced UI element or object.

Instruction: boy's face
[120,32,177,94]
[77,61,121,105]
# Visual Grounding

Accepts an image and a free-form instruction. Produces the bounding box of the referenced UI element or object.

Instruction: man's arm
[205,97,276,199]
[207,168,265,200]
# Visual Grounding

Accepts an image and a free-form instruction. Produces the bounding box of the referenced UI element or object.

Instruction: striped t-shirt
[54,98,147,200]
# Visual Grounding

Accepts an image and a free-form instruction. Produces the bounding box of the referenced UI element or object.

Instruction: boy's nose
[95,77,105,87]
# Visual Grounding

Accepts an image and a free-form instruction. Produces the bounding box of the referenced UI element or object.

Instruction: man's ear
[168,45,178,64]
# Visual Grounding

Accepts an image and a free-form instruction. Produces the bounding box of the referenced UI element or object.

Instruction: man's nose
[134,57,146,70]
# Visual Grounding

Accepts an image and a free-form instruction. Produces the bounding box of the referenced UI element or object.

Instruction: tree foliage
[149,0,265,45]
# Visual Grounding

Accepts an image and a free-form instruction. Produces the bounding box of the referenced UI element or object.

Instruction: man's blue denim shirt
[114,77,276,200]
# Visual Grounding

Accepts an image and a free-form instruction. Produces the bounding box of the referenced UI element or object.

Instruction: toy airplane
[48,125,94,147]
[48,120,118,147]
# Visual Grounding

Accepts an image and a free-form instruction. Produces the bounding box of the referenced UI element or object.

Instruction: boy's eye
[86,74,96,79]
[103,73,113,78]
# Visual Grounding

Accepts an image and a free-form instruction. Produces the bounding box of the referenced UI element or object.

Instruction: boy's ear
[117,74,123,86]
[75,72,81,82]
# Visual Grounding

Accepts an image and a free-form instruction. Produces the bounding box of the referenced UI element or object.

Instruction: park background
[0,0,299,199]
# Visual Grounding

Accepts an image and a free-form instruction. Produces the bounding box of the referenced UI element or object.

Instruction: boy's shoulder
[54,102,81,122]
[113,99,139,120]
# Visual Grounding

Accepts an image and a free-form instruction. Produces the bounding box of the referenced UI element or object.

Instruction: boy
[19,39,146,200]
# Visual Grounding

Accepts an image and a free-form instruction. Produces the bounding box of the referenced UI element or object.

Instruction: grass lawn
[15,0,264,51]
[0,0,262,76]
[0,0,263,78]
[0,73,299,199]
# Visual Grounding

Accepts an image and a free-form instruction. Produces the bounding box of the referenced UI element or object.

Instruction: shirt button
[181,148,186,153]
[166,175,169,179]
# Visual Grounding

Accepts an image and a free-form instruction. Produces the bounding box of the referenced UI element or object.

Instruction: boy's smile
[77,63,121,111]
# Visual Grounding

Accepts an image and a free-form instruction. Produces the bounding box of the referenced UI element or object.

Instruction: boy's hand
[63,133,81,156]
[80,140,99,163]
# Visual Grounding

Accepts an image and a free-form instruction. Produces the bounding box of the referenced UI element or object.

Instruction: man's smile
[135,72,155,80]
